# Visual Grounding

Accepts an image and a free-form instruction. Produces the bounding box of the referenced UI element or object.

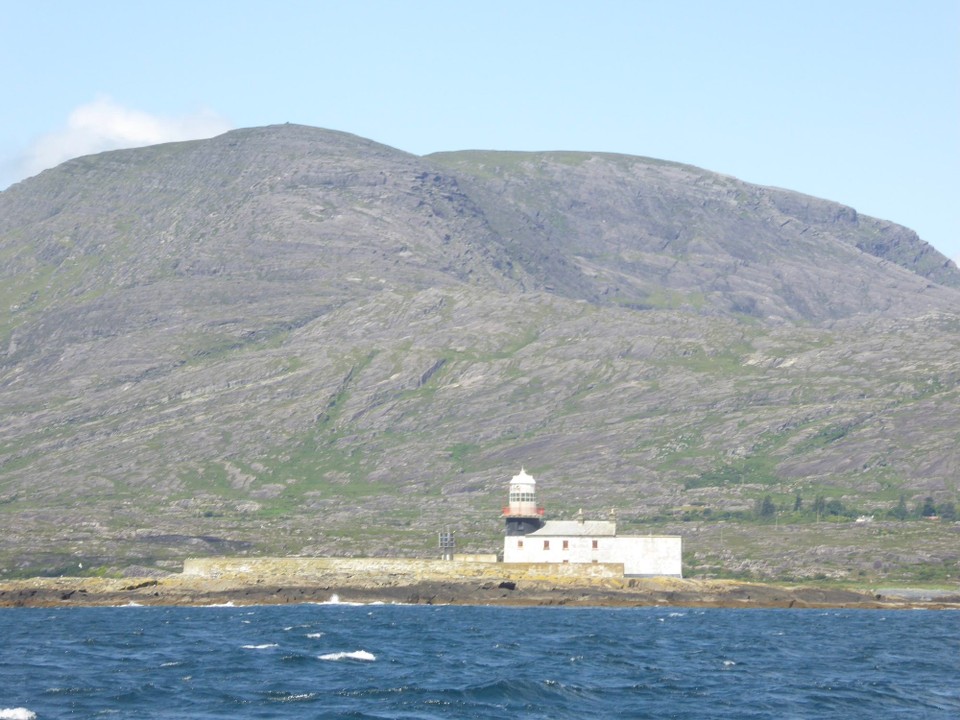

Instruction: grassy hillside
[0,125,957,581]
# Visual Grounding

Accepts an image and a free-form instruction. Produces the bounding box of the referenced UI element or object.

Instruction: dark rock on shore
[2,575,958,611]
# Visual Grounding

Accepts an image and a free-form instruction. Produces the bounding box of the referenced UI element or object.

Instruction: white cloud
[18,96,232,180]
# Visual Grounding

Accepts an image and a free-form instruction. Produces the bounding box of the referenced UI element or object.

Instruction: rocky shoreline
[1,575,958,610]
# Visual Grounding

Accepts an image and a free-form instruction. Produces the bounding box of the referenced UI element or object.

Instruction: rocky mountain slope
[1,124,958,580]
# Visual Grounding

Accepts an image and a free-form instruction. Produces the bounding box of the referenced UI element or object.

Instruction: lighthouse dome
[511,467,536,487]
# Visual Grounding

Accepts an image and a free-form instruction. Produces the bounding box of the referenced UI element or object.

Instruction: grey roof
[528,520,618,537]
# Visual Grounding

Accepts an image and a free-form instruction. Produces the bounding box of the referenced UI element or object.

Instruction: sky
[3,1,958,263]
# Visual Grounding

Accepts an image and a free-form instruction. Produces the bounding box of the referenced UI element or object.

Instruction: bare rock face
[1,124,958,578]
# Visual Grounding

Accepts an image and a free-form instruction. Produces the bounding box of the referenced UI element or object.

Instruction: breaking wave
[318,650,376,662]
[0,710,37,720]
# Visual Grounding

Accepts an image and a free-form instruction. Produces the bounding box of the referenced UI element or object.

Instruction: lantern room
[502,467,545,536]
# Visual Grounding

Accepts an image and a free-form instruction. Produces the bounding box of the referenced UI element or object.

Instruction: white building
[500,469,682,577]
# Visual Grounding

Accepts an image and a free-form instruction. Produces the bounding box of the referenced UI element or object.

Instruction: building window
[563,559,569,564]
[592,540,598,550]
[562,540,569,550]
[517,540,523,549]
[543,540,550,550]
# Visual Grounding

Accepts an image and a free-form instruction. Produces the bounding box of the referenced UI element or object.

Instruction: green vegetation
[795,422,854,452]
[3,124,960,580]
[682,430,790,490]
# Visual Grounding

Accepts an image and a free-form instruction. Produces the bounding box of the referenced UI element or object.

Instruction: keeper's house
[501,468,682,578]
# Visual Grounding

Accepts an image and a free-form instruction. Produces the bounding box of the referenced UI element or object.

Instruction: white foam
[273,693,316,702]
[305,598,406,607]
[241,643,278,650]
[207,601,235,607]
[318,650,376,662]
[306,633,324,639]
[310,598,365,606]
[0,709,37,720]
[320,593,381,606]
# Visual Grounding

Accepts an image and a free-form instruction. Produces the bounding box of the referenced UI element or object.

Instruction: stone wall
[453,554,499,563]
[181,556,625,585]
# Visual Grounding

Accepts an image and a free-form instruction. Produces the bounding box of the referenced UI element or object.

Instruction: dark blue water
[1,603,957,719]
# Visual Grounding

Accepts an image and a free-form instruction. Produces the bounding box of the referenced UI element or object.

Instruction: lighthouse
[501,467,545,536]
[500,469,683,577]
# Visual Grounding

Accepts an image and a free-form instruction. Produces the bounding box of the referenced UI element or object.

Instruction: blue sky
[3,1,958,263]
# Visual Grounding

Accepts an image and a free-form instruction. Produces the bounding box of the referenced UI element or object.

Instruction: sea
[1,601,957,719]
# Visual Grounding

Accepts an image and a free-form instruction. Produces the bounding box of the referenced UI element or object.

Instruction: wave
[305,599,410,607]
[0,710,37,720]
[241,643,279,650]
[306,633,324,639]
[313,593,393,606]
[318,650,376,662]
[267,692,317,703]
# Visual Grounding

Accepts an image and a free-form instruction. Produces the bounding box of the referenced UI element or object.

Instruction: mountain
[1,124,958,580]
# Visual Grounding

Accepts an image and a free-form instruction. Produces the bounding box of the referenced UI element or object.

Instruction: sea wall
[453,554,499,563]
[182,556,625,586]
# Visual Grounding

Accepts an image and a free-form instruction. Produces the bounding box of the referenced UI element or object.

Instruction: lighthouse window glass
[543,540,550,550]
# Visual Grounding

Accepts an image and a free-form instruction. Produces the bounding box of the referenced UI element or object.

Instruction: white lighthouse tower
[501,467,545,536]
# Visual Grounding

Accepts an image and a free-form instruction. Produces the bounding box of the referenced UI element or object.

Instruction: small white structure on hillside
[501,468,682,577]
